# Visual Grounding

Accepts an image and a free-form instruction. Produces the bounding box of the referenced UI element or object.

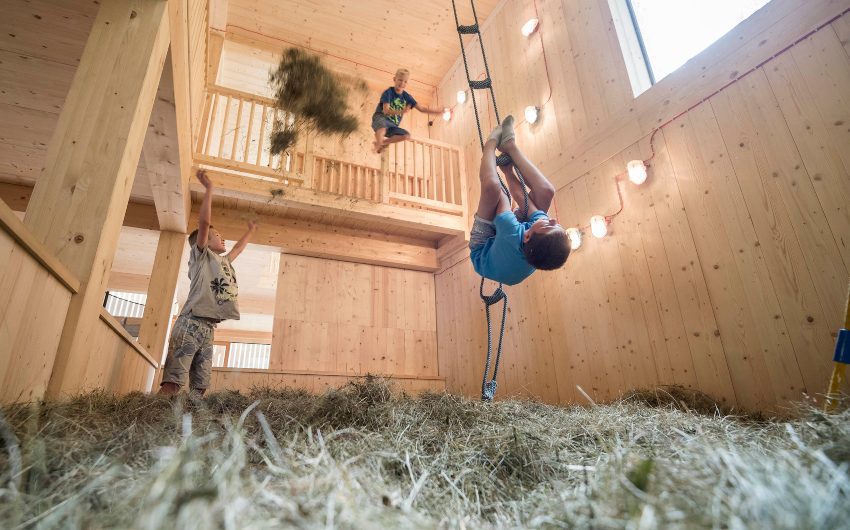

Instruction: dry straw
[0,378,848,529]
[268,48,365,155]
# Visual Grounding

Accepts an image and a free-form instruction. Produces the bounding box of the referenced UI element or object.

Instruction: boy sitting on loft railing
[372,68,446,153]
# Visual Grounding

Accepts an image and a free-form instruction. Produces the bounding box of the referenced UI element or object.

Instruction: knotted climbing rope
[451,0,530,401]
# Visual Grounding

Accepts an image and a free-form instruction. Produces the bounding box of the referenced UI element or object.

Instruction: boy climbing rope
[159,169,257,396]
[469,115,569,285]
[372,68,446,153]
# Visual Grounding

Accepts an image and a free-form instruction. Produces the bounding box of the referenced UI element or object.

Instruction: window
[610,0,771,95]
[104,291,147,319]
[212,342,271,369]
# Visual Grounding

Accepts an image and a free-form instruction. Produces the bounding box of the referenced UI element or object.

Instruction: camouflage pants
[161,314,215,390]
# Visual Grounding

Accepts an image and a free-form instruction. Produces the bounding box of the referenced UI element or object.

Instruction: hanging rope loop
[452,0,531,401]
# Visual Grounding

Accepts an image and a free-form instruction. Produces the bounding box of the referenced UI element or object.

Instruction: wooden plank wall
[432,0,850,411]
[82,313,157,395]
[0,228,72,403]
[271,254,439,377]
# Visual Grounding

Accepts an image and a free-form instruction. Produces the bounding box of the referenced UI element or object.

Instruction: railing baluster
[217,95,232,159]
[256,104,267,166]
[448,149,457,205]
[393,143,399,194]
[440,147,446,202]
[403,140,408,195]
[203,93,219,156]
[427,145,434,200]
[243,101,255,163]
[410,141,419,195]
[232,99,244,161]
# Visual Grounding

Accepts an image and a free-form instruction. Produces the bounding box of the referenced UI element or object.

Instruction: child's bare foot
[498,115,515,150]
[373,140,384,154]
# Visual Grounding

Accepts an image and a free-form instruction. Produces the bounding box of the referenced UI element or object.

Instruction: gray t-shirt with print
[179,244,240,321]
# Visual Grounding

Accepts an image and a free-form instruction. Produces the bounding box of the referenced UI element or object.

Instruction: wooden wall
[432,0,850,410]
[271,254,440,377]
[1,199,156,403]
[0,228,73,403]
[83,312,157,394]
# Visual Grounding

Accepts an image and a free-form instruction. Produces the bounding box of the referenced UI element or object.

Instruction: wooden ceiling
[0,0,155,203]
[225,0,504,91]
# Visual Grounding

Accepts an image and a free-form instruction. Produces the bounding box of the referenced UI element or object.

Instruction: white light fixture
[590,215,608,238]
[566,227,582,250]
[457,90,467,104]
[627,159,648,185]
[521,18,539,37]
[442,108,452,121]
[524,105,539,124]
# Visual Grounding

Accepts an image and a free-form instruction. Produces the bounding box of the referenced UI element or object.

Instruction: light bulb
[590,215,608,238]
[442,108,451,121]
[566,227,582,250]
[521,18,539,37]
[524,105,539,124]
[627,160,647,185]
[457,90,467,104]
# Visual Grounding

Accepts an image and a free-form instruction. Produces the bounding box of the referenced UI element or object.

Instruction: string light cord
[566,5,850,191]
[565,5,850,238]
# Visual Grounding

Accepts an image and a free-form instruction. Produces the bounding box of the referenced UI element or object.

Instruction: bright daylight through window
[620,0,771,90]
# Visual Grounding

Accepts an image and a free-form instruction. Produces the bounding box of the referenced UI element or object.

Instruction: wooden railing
[383,137,466,215]
[195,85,467,217]
[196,86,305,183]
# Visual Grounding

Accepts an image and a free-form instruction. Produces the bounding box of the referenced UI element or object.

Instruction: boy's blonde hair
[394,68,410,79]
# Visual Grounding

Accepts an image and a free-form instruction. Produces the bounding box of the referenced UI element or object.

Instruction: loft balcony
[192,85,470,244]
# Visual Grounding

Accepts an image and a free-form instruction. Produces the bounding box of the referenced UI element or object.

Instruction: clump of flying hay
[1,378,849,528]
[268,48,365,155]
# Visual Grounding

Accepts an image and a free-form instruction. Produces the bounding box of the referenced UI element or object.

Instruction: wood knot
[73,234,84,244]
[130,10,137,19]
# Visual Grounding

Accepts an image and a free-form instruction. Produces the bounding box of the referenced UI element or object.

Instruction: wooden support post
[23,0,170,398]
[138,230,185,388]
[143,52,190,233]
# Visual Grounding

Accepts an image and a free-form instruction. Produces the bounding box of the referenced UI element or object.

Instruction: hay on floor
[0,379,848,529]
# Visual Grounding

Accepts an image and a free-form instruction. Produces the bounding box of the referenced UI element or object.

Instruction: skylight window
[611,0,771,95]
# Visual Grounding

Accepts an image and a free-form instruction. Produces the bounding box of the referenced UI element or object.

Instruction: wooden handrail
[0,198,81,293]
[99,309,158,368]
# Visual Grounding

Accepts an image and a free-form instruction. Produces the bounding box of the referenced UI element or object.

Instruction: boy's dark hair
[523,228,570,270]
[187,226,213,247]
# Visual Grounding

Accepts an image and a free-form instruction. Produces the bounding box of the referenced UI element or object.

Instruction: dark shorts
[469,215,496,250]
[371,112,408,137]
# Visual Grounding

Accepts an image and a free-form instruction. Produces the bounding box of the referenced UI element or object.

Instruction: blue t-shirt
[471,210,549,286]
[375,87,417,126]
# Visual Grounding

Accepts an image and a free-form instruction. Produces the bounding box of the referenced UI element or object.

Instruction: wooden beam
[141,53,190,233]
[1,181,438,271]
[0,194,80,293]
[0,181,161,231]
[193,167,468,238]
[137,230,184,371]
[191,205,440,272]
[23,0,170,398]
[167,0,196,231]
